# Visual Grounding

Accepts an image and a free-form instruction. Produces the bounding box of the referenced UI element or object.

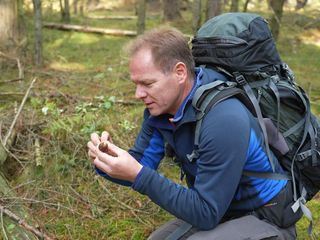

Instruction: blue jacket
[97,67,287,230]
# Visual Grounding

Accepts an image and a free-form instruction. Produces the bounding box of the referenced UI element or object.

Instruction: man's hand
[87,131,112,161]
[87,140,142,182]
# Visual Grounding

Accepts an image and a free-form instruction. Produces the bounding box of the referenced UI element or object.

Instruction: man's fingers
[88,150,96,161]
[87,141,97,153]
[101,131,112,142]
[105,141,124,157]
[93,157,112,174]
[90,132,101,146]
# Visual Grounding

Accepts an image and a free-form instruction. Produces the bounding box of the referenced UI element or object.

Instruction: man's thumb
[105,141,121,157]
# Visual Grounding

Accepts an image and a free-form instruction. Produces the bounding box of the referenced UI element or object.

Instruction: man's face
[129,48,185,116]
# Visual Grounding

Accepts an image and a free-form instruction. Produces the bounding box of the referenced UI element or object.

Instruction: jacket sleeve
[96,109,165,186]
[132,99,251,230]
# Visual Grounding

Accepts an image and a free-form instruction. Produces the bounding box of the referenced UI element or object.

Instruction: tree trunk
[206,0,222,20]
[60,0,71,23]
[243,0,251,12]
[64,0,71,23]
[269,0,285,41]
[230,0,239,12]
[32,0,43,65]
[0,0,19,53]
[79,0,85,16]
[73,0,78,14]
[136,0,146,35]
[17,0,26,40]
[192,0,202,34]
[163,0,182,22]
[295,0,308,10]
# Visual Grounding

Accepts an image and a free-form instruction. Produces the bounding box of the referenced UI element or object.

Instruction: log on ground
[43,22,137,36]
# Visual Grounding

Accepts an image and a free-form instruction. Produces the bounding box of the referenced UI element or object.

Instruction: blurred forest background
[0,0,320,239]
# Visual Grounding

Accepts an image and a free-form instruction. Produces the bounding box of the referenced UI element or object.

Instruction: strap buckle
[186,150,199,163]
[234,73,247,86]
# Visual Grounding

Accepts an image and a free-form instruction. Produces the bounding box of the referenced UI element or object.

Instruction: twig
[97,178,143,213]
[34,137,42,166]
[4,78,37,146]
[0,123,24,168]
[0,204,54,240]
[0,210,9,240]
[0,51,24,79]
[0,92,24,97]
[303,18,320,29]
[16,58,23,79]
[0,78,23,84]
[97,178,153,226]
[2,197,95,220]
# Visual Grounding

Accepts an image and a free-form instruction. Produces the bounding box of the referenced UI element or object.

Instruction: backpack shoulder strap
[187,80,249,162]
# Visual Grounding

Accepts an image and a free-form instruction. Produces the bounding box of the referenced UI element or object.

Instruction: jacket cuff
[132,166,153,193]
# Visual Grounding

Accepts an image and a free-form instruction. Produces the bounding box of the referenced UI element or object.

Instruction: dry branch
[0,92,24,97]
[43,22,137,36]
[4,78,37,146]
[0,79,23,84]
[87,15,137,20]
[0,204,54,240]
[0,51,24,79]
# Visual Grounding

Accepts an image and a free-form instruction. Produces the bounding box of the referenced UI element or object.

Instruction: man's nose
[135,86,147,99]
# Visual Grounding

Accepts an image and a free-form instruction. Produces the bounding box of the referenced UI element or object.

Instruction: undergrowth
[0,1,320,239]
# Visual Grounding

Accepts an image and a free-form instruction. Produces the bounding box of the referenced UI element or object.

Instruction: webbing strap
[308,122,317,166]
[188,82,241,162]
[243,170,291,180]
[276,82,311,202]
[283,117,305,138]
[291,187,313,236]
[291,112,311,202]
[188,88,222,162]
[165,222,193,240]
[269,78,281,134]
[192,80,228,109]
[241,83,276,172]
[297,149,320,163]
[194,89,223,146]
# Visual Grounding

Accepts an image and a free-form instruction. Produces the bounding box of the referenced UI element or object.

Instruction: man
[87,27,299,239]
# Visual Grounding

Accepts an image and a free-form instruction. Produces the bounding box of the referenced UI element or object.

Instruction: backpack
[190,12,320,234]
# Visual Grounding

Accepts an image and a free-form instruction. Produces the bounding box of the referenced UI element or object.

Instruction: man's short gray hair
[126,27,195,78]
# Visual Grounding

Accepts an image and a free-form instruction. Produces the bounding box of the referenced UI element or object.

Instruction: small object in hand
[98,142,109,153]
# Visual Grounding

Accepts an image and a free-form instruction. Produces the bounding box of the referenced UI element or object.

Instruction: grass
[1,2,320,239]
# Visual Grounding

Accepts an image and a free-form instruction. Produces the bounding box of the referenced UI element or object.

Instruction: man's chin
[147,108,161,116]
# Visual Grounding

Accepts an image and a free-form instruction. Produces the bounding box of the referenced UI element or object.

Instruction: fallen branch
[87,15,137,20]
[0,204,54,240]
[303,18,320,29]
[0,79,23,85]
[0,92,24,97]
[43,22,137,36]
[4,78,37,146]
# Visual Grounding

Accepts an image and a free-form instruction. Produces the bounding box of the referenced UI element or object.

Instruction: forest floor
[0,1,320,239]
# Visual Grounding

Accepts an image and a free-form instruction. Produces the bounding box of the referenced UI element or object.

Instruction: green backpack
[190,12,320,234]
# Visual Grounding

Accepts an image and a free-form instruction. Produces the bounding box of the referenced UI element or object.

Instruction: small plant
[119,119,136,132]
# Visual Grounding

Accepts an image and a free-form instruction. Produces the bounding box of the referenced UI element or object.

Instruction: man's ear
[173,62,188,84]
